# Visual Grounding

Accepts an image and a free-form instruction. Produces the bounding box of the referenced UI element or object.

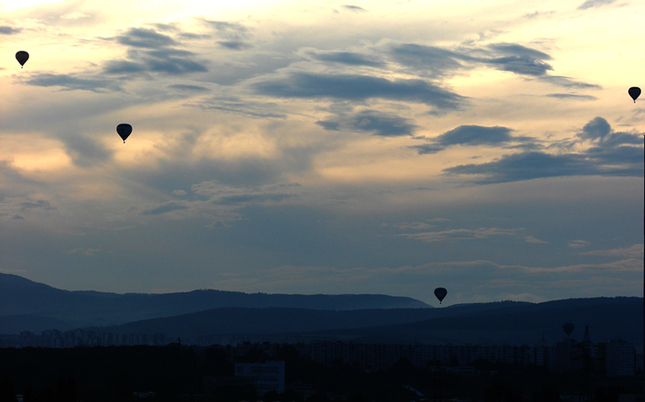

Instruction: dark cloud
[152,23,177,31]
[217,41,253,50]
[308,51,384,67]
[100,26,210,77]
[547,93,598,101]
[539,76,602,89]
[167,84,209,91]
[578,0,617,9]
[444,118,643,183]
[20,200,55,212]
[212,193,292,205]
[488,43,551,62]
[141,202,188,215]
[104,43,208,76]
[388,44,465,78]
[0,26,21,35]
[56,132,113,167]
[436,125,515,146]
[253,72,466,111]
[25,73,122,92]
[317,110,417,137]
[115,28,177,48]
[411,125,530,154]
[12,214,24,220]
[483,43,552,76]
[342,5,367,12]
[389,42,553,77]
[186,96,286,118]
[389,42,599,89]
[578,117,610,141]
[204,20,252,51]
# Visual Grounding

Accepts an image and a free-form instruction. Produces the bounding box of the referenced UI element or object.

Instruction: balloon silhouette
[562,322,574,338]
[434,287,447,304]
[628,87,640,103]
[116,123,132,143]
[15,51,29,68]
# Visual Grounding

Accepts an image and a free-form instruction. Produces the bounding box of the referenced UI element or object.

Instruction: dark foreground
[0,344,642,402]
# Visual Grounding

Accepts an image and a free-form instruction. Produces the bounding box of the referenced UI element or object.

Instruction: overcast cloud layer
[0,0,643,305]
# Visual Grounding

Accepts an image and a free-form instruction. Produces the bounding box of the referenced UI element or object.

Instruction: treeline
[0,345,641,401]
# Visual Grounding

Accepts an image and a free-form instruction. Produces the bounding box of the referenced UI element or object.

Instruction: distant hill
[300,297,643,350]
[84,297,643,351]
[90,308,441,338]
[0,272,430,332]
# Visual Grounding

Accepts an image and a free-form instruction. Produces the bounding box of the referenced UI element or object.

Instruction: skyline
[0,0,643,305]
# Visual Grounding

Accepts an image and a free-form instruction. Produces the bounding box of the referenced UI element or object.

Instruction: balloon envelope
[116,123,132,143]
[434,287,447,304]
[562,322,574,337]
[628,87,641,103]
[15,51,29,67]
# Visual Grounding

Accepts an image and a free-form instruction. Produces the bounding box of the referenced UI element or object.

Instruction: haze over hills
[0,272,430,332]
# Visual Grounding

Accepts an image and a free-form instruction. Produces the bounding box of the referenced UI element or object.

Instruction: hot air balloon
[434,287,447,304]
[15,51,29,68]
[116,123,132,143]
[628,87,641,103]
[562,322,574,338]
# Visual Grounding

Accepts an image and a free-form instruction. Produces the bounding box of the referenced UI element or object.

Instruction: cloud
[398,227,521,242]
[60,12,90,20]
[389,42,553,77]
[20,199,55,212]
[388,43,470,79]
[56,131,113,167]
[0,26,21,35]
[577,116,610,141]
[167,84,210,92]
[539,76,602,89]
[192,181,301,207]
[25,73,122,92]
[115,27,178,48]
[212,193,293,205]
[395,222,436,230]
[584,244,643,259]
[204,20,253,51]
[316,110,417,136]
[69,248,100,256]
[578,0,617,9]
[388,42,599,88]
[104,27,209,76]
[342,5,367,12]
[443,117,643,183]
[547,93,598,101]
[217,41,253,50]
[411,125,531,154]
[141,202,189,215]
[568,240,590,248]
[525,236,548,244]
[104,48,208,76]
[186,96,287,118]
[253,72,466,111]
[482,43,552,76]
[307,50,385,67]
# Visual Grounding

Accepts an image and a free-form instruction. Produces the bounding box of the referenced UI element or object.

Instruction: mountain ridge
[0,272,430,331]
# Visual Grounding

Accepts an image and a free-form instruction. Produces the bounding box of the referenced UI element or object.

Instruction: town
[0,326,641,401]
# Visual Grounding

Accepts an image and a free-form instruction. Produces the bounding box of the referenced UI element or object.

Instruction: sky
[0,0,643,306]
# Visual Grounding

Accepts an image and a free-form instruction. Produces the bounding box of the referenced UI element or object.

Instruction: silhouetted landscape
[1,272,643,401]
